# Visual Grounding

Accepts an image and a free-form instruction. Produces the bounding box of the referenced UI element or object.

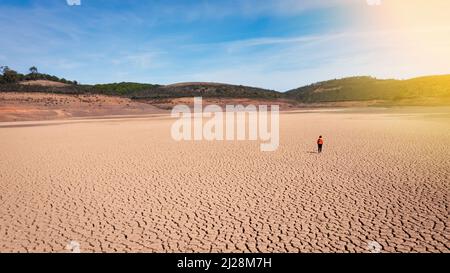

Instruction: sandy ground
[0,108,449,253]
[19,80,71,87]
[0,92,166,122]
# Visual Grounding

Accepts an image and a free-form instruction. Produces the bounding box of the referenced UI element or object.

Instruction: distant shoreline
[1,91,449,123]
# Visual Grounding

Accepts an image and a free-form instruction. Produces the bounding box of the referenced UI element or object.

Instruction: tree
[3,69,20,83]
[27,66,39,80]
[29,66,38,74]
[0,66,9,75]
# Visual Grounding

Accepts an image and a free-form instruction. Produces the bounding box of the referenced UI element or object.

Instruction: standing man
[317,135,324,153]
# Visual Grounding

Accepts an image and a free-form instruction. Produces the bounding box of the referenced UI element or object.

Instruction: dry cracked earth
[0,109,449,253]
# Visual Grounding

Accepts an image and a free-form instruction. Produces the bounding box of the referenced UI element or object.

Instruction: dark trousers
[318,144,323,153]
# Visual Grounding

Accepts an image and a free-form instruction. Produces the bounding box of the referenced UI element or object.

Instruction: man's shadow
[306,151,317,154]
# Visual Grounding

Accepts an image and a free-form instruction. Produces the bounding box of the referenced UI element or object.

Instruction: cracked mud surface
[0,110,449,252]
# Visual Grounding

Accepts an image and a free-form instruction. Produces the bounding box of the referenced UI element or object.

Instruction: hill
[0,80,281,100]
[285,75,450,105]
[1,65,450,106]
[131,82,280,99]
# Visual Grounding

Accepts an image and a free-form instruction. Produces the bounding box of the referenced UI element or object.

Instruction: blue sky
[1,0,450,90]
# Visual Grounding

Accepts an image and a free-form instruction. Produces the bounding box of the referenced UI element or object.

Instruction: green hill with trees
[285,76,450,104]
[0,66,280,99]
[0,66,78,85]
